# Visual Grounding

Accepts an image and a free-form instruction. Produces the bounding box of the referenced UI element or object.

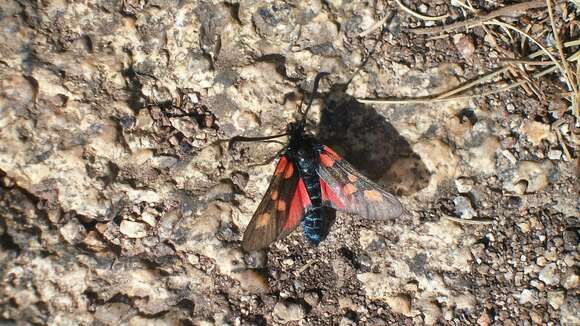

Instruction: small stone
[517,222,530,233]
[501,136,517,149]
[544,249,558,261]
[536,256,547,267]
[529,310,542,324]
[484,33,497,47]
[501,150,517,165]
[273,301,306,323]
[530,279,545,291]
[83,231,108,252]
[359,229,381,249]
[503,160,555,194]
[339,316,357,326]
[304,291,320,307]
[538,263,560,286]
[95,303,132,325]
[421,302,442,325]
[453,34,476,59]
[245,250,267,269]
[518,289,536,304]
[477,311,491,326]
[60,219,87,244]
[385,295,412,316]
[237,269,269,293]
[561,295,580,325]
[453,196,477,219]
[562,268,579,289]
[141,208,157,227]
[547,291,565,309]
[455,177,474,193]
[563,230,578,251]
[547,149,562,160]
[1,175,15,187]
[356,253,373,270]
[119,220,148,238]
[338,297,354,310]
[521,120,556,146]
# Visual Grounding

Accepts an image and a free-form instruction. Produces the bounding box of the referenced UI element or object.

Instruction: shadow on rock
[316,83,430,197]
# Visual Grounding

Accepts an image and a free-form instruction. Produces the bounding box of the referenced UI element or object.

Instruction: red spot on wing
[274,156,288,176]
[283,163,294,179]
[320,179,345,209]
[283,179,311,231]
[320,146,341,167]
[323,146,341,159]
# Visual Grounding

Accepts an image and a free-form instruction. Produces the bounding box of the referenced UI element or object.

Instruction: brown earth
[0,0,578,325]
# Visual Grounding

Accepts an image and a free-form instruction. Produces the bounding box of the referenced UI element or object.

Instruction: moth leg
[249,147,287,168]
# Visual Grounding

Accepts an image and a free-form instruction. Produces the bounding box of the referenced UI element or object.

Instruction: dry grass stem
[409,0,548,35]
[357,13,391,37]
[358,64,561,105]
[547,0,578,93]
[442,215,495,225]
[395,0,449,21]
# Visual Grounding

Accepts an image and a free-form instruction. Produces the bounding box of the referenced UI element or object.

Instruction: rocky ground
[0,0,578,325]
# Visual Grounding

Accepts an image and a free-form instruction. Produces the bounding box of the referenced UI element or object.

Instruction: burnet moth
[231,73,404,251]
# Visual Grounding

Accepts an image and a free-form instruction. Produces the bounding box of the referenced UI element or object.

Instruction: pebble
[529,310,542,324]
[562,268,579,289]
[119,220,148,238]
[477,311,491,326]
[538,263,560,286]
[521,120,556,146]
[547,149,562,160]
[338,297,354,310]
[273,301,306,323]
[547,291,564,309]
[530,279,545,291]
[503,160,555,194]
[501,150,517,165]
[563,230,578,251]
[94,302,132,324]
[83,231,108,252]
[453,196,477,219]
[455,177,474,193]
[561,295,580,325]
[59,219,87,244]
[339,316,357,326]
[421,302,442,325]
[1,175,15,187]
[517,222,530,233]
[304,291,320,307]
[237,270,269,293]
[385,295,411,316]
[518,289,536,304]
[141,208,157,227]
[453,34,476,59]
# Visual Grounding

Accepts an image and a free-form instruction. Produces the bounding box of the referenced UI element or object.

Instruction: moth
[231,73,404,251]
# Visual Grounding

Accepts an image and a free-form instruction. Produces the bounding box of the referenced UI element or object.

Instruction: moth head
[287,122,301,135]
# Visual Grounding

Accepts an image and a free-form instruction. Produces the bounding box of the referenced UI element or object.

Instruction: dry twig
[395,0,449,21]
[409,0,547,35]
[442,215,495,225]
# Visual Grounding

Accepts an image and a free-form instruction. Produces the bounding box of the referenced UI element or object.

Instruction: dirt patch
[0,0,578,325]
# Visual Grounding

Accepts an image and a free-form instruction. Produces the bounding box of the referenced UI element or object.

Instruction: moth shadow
[316,84,430,197]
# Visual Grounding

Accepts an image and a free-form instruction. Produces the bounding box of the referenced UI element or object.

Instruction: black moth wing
[318,146,404,220]
[242,155,301,251]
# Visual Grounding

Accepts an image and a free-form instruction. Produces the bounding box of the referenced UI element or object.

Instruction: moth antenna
[299,72,330,128]
[227,133,288,150]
